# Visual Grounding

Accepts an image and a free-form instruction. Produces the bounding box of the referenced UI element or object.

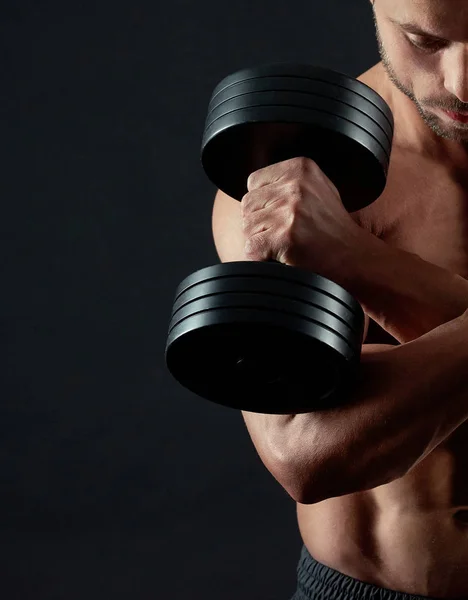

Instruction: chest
[353,152,468,343]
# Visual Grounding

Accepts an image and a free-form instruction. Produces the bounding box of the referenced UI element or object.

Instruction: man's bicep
[212,189,247,262]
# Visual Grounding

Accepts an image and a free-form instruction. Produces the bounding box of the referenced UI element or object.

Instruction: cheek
[384,30,432,70]
[406,59,443,98]
[390,41,441,89]
[392,41,421,71]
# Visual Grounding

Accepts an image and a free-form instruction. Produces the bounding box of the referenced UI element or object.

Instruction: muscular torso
[297,64,468,598]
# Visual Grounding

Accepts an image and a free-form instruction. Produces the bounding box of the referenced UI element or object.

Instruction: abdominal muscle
[296,423,468,598]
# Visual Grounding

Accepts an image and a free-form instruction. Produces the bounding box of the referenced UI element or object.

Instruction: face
[372,0,468,143]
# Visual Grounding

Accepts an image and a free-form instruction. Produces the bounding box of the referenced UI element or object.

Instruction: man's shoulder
[356,62,383,88]
[356,62,393,109]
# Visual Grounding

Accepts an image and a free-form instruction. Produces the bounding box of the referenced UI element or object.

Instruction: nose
[443,46,468,104]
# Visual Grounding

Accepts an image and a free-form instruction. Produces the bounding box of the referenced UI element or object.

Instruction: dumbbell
[165,63,394,415]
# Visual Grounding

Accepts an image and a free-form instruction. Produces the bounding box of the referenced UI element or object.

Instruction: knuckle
[247,171,260,192]
[241,191,256,216]
[292,156,314,172]
[284,181,305,205]
[285,180,303,195]
[241,191,251,206]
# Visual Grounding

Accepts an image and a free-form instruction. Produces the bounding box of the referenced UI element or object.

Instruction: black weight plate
[202,109,388,211]
[171,278,361,338]
[204,106,389,174]
[166,308,356,380]
[203,105,389,174]
[167,292,362,355]
[207,77,393,146]
[207,78,393,144]
[204,91,391,158]
[172,262,364,321]
[209,63,393,131]
[165,309,359,414]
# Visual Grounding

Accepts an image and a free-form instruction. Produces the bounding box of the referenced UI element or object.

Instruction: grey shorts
[290,544,459,600]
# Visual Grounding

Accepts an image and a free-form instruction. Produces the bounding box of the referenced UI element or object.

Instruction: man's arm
[329,225,468,344]
[212,189,468,505]
[213,183,468,344]
[280,313,468,504]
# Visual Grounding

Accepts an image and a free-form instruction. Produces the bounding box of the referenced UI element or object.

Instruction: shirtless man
[212,1,468,598]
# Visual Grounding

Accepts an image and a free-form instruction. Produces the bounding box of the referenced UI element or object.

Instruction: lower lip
[442,110,468,123]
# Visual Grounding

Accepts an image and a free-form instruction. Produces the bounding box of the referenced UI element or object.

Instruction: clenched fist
[241,156,365,278]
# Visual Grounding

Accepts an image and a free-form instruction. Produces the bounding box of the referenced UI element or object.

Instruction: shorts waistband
[294,544,458,600]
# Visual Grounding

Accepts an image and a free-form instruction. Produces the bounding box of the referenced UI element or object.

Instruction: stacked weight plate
[165,64,394,414]
[202,63,393,211]
[166,262,365,414]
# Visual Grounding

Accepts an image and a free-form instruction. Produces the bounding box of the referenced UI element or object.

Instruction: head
[371,0,468,143]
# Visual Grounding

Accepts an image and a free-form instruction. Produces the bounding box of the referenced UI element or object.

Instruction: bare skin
[298,1,468,594]
[209,1,468,595]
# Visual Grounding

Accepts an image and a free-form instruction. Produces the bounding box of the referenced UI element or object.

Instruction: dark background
[0,1,379,598]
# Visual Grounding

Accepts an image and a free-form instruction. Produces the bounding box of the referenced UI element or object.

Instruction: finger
[246,159,294,192]
[244,231,274,262]
[247,167,274,193]
[242,185,283,217]
[243,208,274,237]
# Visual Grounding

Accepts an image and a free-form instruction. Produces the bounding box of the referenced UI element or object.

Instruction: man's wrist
[330,225,387,311]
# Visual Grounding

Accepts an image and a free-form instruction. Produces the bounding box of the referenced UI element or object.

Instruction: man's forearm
[286,312,468,505]
[331,229,468,343]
